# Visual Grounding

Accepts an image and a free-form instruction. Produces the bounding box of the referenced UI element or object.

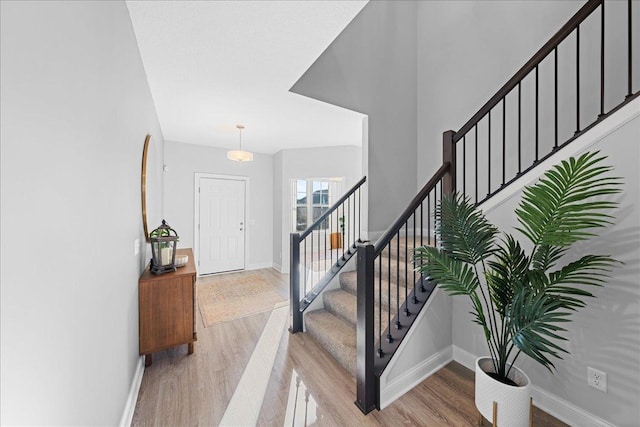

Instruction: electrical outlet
[134,238,140,256]
[588,367,607,392]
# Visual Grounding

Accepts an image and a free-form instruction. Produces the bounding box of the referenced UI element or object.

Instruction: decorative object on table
[174,254,189,268]
[227,124,253,162]
[414,152,622,426]
[149,220,179,274]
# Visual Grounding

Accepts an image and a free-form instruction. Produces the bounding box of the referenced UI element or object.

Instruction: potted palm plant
[414,152,621,426]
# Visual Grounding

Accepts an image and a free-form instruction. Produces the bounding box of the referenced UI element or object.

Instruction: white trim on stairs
[379,345,453,409]
[452,345,616,427]
[119,356,145,427]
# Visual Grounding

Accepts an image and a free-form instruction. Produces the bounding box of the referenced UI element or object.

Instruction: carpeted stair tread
[339,270,414,309]
[304,309,356,376]
[382,236,424,261]
[323,288,391,335]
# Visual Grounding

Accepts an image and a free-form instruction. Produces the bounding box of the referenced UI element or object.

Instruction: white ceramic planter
[475,357,531,426]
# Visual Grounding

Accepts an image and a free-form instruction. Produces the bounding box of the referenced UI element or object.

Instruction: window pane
[296,207,307,231]
[313,206,329,229]
[297,192,306,206]
[297,180,306,194]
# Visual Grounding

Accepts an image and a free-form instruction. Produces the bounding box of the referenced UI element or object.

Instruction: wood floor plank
[132,268,568,427]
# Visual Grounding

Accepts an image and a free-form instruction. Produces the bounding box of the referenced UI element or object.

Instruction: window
[293,178,342,232]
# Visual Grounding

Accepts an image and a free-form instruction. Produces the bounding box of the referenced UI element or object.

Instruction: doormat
[197,273,286,328]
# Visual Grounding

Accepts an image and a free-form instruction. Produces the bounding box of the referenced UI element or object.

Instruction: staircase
[290,0,638,416]
[304,236,419,376]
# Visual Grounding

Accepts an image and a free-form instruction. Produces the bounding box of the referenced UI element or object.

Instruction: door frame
[194,173,250,276]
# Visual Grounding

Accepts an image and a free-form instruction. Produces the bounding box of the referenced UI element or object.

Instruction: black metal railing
[356,0,637,414]
[290,176,367,333]
[356,136,455,413]
[454,0,637,206]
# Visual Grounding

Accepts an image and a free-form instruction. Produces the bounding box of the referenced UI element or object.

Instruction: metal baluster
[324,218,327,273]
[502,97,506,186]
[378,255,383,356]
[576,25,581,134]
[341,204,345,260]
[427,193,431,247]
[404,222,409,316]
[347,195,351,252]
[304,237,307,295]
[555,47,559,149]
[535,64,539,162]
[600,1,606,117]
[412,210,418,304]
[463,135,466,196]
[628,0,633,98]
[395,231,401,329]
[518,81,522,174]
[475,124,479,203]
[420,202,425,293]
[487,111,492,198]
[387,246,392,343]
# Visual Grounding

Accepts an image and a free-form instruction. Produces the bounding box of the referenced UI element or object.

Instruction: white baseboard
[379,345,453,409]
[247,262,273,271]
[272,262,283,273]
[119,356,145,427]
[451,345,615,427]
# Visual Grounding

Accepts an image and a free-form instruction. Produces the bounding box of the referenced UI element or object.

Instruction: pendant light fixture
[227,124,253,162]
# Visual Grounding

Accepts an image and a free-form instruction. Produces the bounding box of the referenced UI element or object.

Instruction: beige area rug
[197,273,286,328]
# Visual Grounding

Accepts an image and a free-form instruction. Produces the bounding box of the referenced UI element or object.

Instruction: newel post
[355,242,376,414]
[442,130,457,195]
[289,232,303,333]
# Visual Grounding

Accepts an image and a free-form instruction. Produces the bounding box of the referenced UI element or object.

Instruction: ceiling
[126,0,367,154]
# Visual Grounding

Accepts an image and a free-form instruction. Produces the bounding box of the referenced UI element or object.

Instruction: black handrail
[300,176,367,240]
[356,133,456,413]
[453,0,602,143]
[373,162,450,256]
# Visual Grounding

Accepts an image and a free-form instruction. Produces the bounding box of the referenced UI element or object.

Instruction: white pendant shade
[228,124,253,162]
[227,150,254,162]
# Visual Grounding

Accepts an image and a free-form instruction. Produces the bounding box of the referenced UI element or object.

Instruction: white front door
[199,177,246,274]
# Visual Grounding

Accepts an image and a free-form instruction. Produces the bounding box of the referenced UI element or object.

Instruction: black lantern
[149,219,179,274]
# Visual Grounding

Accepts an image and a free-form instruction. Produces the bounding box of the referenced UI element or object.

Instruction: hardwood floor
[132,268,568,427]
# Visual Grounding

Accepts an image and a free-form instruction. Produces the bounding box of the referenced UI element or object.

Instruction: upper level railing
[290,176,366,333]
[454,0,637,206]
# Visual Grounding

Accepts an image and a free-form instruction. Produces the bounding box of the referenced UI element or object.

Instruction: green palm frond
[515,151,621,247]
[545,255,620,309]
[508,292,572,372]
[437,193,498,265]
[414,246,479,296]
[487,234,529,317]
[531,244,568,272]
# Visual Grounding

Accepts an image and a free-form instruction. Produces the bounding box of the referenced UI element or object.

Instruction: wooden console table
[139,248,197,367]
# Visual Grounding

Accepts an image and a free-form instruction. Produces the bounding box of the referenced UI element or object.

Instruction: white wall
[452,102,640,426]
[290,0,417,234]
[164,140,274,270]
[416,0,581,184]
[274,145,362,272]
[417,0,640,192]
[0,1,163,424]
